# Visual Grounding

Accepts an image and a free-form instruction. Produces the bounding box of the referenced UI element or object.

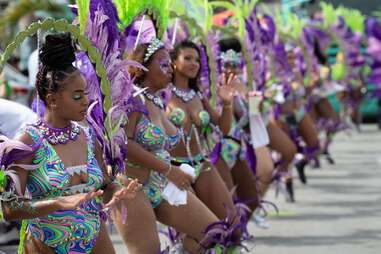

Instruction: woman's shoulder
[15,123,42,146]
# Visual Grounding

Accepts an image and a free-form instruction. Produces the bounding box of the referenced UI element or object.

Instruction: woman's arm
[2,132,104,221]
[2,197,62,220]
[201,97,232,135]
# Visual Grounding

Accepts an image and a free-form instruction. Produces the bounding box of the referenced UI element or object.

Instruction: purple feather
[76,7,146,174]
[0,135,41,170]
[89,0,120,51]
[330,16,365,82]
[365,18,381,86]
[199,44,211,98]
[245,141,257,176]
[31,96,45,118]
[121,16,157,55]
[1,135,41,195]
[366,18,381,41]
[209,141,222,165]
[259,14,276,45]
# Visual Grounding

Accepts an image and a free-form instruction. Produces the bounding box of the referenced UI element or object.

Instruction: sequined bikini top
[169,108,210,129]
[23,125,104,199]
[135,114,182,152]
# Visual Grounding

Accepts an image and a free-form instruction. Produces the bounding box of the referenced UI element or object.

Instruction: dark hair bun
[218,38,242,53]
[39,33,76,69]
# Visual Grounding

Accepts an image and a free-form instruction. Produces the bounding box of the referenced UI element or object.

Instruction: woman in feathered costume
[78,0,247,253]
[0,31,140,254]
[240,7,299,202]
[263,10,323,187]
[365,17,381,129]
[215,38,262,217]
[306,4,366,164]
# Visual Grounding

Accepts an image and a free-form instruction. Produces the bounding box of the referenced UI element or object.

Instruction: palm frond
[0,0,64,27]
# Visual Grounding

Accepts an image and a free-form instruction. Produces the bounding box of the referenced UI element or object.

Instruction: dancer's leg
[91,222,116,254]
[298,112,320,149]
[193,165,236,220]
[267,121,297,172]
[112,191,160,254]
[215,158,235,192]
[255,146,274,197]
[156,192,220,254]
[268,120,297,200]
[231,159,260,215]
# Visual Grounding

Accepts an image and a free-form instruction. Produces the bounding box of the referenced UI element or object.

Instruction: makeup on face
[157,58,172,74]
[72,90,89,101]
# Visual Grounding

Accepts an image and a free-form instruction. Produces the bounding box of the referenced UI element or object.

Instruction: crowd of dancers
[1,0,381,253]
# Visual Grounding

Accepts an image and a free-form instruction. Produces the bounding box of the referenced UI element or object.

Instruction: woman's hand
[217,73,236,105]
[56,190,104,210]
[166,166,193,190]
[104,177,142,209]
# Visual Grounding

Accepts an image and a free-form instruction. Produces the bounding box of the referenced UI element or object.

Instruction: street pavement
[1,125,380,254]
[252,124,381,254]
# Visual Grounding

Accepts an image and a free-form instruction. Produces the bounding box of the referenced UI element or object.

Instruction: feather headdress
[76,2,145,175]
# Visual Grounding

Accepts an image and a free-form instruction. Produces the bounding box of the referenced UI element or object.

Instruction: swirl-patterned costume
[129,113,182,208]
[21,124,104,254]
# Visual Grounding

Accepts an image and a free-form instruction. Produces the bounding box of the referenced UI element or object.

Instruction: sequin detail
[134,115,181,207]
[199,110,210,127]
[23,125,104,253]
[169,107,210,129]
[169,108,186,127]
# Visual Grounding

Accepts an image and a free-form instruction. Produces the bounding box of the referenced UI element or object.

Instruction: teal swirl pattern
[22,125,104,253]
[135,115,181,208]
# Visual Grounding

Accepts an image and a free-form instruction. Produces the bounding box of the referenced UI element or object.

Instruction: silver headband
[220,49,242,66]
[144,38,165,63]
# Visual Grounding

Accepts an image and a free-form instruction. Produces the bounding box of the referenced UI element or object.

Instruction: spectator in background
[1,57,35,107]
[0,98,37,137]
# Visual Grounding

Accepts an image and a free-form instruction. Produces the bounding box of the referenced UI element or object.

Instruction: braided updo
[35,33,78,104]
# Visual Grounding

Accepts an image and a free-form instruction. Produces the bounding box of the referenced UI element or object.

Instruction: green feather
[76,0,90,34]
[320,1,337,28]
[332,62,346,81]
[337,7,364,33]
[0,170,7,192]
[18,220,27,254]
[113,0,170,38]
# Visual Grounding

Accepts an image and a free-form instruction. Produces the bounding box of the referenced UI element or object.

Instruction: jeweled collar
[36,119,81,145]
[142,90,165,110]
[171,86,197,103]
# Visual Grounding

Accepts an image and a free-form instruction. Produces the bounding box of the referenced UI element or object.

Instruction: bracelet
[165,164,172,177]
